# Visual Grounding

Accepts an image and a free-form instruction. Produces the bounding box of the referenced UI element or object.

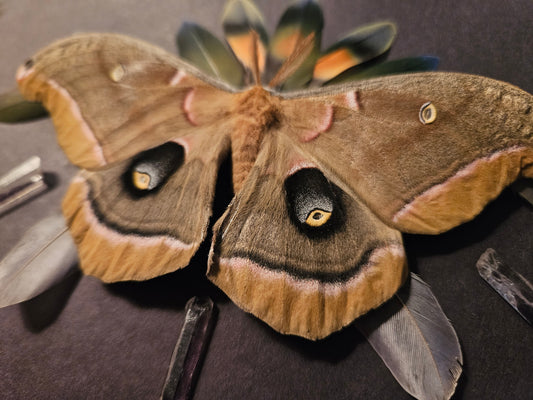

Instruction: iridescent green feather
[222,0,268,44]
[223,0,269,75]
[0,88,47,123]
[313,22,397,83]
[270,0,324,90]
[325,56,439,85]
[177,22,244,88]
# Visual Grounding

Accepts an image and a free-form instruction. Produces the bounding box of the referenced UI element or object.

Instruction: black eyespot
[24,59,34,69]
[123,142,184,197]
[284,168,345,238]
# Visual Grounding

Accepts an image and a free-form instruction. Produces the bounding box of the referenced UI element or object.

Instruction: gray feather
[355,273,463,400]
[0,213,78,307]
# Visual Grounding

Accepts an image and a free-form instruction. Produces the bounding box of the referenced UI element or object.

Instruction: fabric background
[0,0,531,398]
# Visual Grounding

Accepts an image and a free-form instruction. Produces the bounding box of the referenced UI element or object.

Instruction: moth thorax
[233,86,280,124]
[231,87,280,193]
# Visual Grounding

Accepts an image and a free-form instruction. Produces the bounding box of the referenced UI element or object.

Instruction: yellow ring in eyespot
[132,171,151,190]
[305,209,332,227]
[109,64,125,82]
[419,102,437,124]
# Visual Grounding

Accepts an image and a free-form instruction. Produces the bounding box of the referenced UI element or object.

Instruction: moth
[13,0,532,341]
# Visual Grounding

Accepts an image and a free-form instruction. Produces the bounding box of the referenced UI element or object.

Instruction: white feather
[0,213,78,307]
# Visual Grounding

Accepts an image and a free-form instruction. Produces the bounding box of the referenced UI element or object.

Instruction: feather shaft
[0,213,78,307]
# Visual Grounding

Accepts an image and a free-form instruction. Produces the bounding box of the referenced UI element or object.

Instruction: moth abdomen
[123,141,184,196]
[231,86,282,192]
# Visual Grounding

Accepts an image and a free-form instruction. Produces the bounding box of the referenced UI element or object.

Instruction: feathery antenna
[250,30,262,86]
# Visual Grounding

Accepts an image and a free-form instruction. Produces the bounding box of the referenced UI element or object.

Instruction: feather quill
[0,213,78,307]
[355,273,463,400]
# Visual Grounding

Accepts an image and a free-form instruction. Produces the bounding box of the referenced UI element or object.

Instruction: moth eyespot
[132,171,151,190]
[24,59,34,69]
[109,64,125,82]
[305,209,332,227]
[419,102,437,124]
[123,142,184,197]
[285,168,345,238]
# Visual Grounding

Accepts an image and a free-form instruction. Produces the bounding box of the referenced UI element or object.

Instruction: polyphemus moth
[14,0,532,341]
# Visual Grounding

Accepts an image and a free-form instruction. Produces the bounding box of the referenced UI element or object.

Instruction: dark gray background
[0,0,531,398]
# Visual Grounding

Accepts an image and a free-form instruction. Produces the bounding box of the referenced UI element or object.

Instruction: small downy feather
[0,213,78,307]
[354,273,463,400]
